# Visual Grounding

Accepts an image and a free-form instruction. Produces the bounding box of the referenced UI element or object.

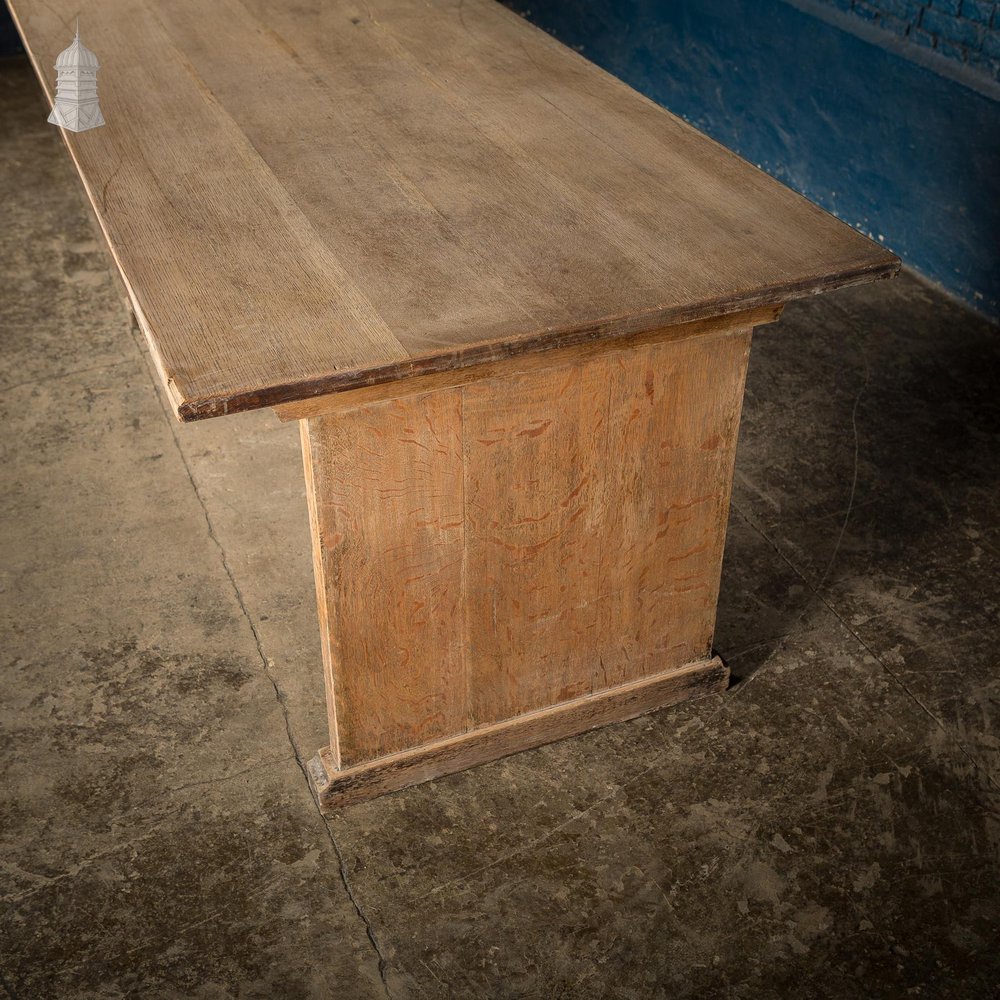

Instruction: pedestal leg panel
[301,394,467,767]
[301,319,754,794]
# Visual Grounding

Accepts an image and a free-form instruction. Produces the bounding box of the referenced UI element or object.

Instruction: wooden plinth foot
[309,655,728,811]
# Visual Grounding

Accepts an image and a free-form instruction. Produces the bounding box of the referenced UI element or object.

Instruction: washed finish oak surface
[302,316,755,768]
[10,0,896,420]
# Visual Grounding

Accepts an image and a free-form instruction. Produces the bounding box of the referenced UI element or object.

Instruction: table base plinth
[308,655,727,811]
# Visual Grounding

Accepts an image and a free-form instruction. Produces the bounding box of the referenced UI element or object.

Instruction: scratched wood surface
[11,0,897,420]
[301,391,468,767]
[304,313,754,766]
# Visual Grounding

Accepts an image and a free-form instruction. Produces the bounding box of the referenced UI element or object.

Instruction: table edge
[173,255,899,422]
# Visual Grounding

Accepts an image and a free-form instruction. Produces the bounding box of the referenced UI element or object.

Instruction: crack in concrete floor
[125,320,397,998]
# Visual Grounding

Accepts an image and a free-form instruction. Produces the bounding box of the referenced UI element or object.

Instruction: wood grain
[303,312,757,765]
[593,330,751,689]
[299,420,343,770]
[461,325,751,723]
[462,355,611,722]
[304,391,468,766]
[10,0,898,420]
[310,656,729,811]
[274,305,781,421]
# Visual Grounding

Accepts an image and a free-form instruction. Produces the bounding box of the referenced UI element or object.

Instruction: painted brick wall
[824,0,1000,79]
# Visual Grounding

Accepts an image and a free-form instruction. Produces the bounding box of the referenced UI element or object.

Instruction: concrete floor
[2,54,999,999]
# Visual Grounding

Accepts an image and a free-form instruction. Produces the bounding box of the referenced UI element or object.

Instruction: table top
[12,0,899,421]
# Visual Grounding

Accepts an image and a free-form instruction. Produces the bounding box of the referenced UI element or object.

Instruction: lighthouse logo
[48,21,105,133]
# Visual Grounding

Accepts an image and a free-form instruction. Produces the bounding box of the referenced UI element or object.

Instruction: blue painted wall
[506,0,999,320]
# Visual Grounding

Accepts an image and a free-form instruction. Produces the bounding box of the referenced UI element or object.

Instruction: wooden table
[12,0,898,810]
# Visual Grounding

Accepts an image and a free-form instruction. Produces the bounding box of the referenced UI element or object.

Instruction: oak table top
[11,0,899,420]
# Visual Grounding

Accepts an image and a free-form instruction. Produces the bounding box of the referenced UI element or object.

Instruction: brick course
[820,0,1000,80]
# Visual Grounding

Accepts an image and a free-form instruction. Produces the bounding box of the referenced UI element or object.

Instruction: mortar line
[125,319,395,999]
